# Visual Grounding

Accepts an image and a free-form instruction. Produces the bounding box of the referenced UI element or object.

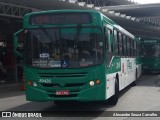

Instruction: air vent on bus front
[49,94,78,98]
[42,83,85,88]
[37,72,87,78]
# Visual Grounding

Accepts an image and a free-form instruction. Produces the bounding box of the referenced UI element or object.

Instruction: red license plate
[56,90,70,95]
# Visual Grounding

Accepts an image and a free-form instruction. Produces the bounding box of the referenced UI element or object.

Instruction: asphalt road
[0,73,160,120]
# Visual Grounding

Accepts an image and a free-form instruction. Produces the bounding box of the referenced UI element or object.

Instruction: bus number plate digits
[56,90,70,95]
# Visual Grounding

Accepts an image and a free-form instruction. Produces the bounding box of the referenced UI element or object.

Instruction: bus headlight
[89,81,95,86]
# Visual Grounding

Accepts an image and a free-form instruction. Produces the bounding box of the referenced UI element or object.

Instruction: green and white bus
[14,10,142,105]
[141,38,160,73]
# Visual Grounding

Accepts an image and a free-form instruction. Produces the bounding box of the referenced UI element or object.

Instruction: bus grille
[37,72,87,78]
[49,94,78,98]
[42,83,85,87]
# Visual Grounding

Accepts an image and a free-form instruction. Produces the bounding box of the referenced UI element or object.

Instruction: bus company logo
[2,112,11,117]
[127,60,132,69]
[116,62,120,69]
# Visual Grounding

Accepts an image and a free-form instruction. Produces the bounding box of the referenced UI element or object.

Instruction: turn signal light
[96,80,100,85]
[28,80,32,86]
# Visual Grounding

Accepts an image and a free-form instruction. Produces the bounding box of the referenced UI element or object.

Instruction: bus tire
[108,77,119,105]
[131,69,137,86]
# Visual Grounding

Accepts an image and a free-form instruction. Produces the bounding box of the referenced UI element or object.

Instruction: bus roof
[24,9,100,17]
[24,9,135,39]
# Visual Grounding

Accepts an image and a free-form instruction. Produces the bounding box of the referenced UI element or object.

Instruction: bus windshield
[142,44,160,57]
[24,27,103,68]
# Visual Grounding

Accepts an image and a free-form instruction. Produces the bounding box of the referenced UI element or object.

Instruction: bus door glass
[105,24,113,67]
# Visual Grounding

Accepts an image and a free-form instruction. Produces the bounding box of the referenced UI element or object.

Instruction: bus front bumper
[25,84,105,102]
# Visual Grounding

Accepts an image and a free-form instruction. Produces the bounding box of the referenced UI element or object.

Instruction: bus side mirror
[14,29,23,58]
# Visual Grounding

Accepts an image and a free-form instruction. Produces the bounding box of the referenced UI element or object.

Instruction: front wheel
[108,77,119,105]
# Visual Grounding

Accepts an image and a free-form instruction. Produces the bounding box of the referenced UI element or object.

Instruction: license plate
[56,90,70,95]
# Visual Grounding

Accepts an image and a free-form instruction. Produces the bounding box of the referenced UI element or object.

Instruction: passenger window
[127,37,130,57]
[134,41,137,56]
[119,33,122,56]
[116,31,120,56]
[114,30,118,55]
[123,35,126,56]
[130,39,132,57]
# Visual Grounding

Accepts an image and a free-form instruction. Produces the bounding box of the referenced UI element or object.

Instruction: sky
[133,0,160,4]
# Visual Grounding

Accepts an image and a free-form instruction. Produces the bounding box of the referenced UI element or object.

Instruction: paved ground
[0,84,24,98]
[0,73,160,120]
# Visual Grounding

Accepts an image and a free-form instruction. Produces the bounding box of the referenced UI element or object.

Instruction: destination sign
[30,12,92,25]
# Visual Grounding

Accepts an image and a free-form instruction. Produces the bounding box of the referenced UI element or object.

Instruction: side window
[125,37,128,56]
[114,30,118,55]
[105,27,109,51]
[134,41,137,56]
[136,42,138,56]
[119,33,122,56]
[121,34,124,56]
[133,40,136,57]
[130,38,132,57]
[107,29,112,52]
[127,37,130,57]
[132,40,134,57]
[123,35,126,56]
[116,31,120,56]
[138,43,140,56]
[132,39,134,57]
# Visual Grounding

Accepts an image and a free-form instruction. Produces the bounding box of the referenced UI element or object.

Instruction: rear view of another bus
[141,38,160,73]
